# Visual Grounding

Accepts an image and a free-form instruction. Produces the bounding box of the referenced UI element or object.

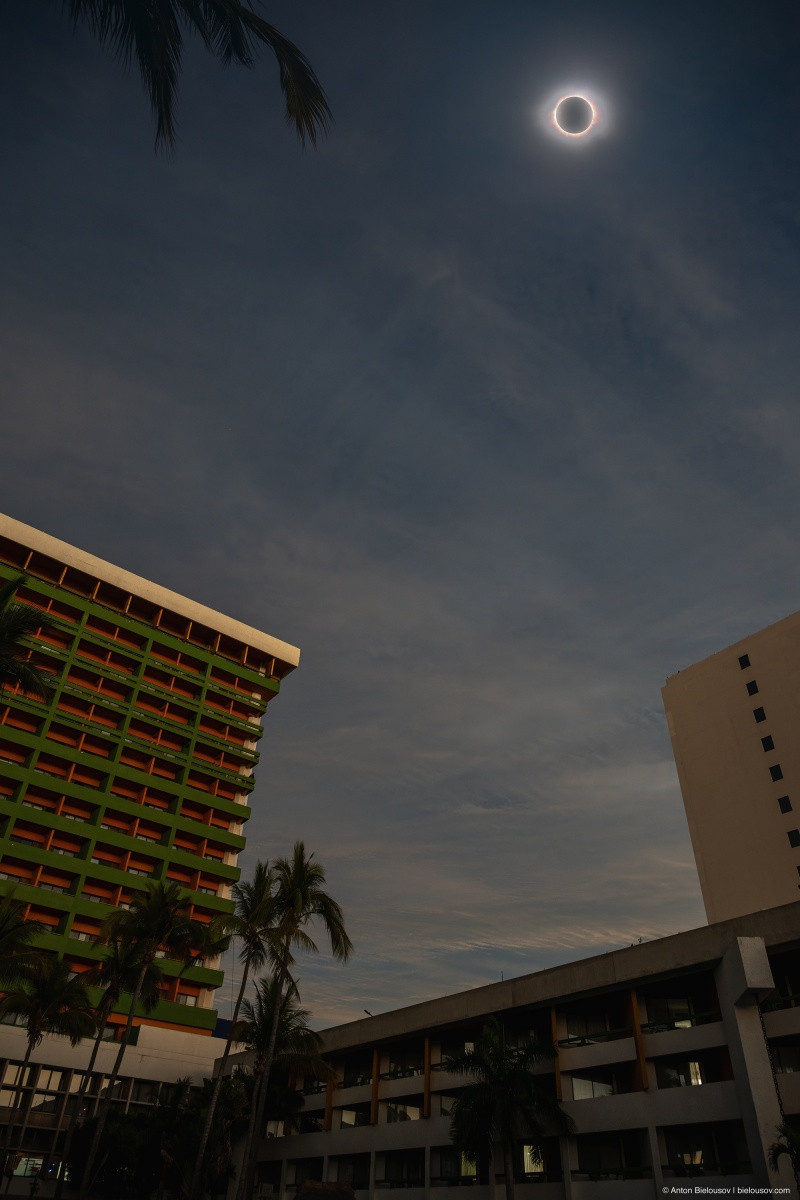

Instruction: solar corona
[552,93,597,137]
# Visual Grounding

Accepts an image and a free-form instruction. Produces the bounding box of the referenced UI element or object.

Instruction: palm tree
[235,842,351,1200]
[0,888,45,988]
[53,939,161,1200]
[235,974,332,1142]
[190,861,279,1200]
[444,1018,574,1200]
[768,1122,800,1188]
[77,880,218,1200]
[0,575,54,699]
[0,958,95,1179]
[62,1,332,150]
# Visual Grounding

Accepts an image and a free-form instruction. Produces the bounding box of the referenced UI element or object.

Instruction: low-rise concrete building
[251,904,800,1200]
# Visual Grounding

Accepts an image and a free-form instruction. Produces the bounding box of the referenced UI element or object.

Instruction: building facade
[0,513,299,1032]
[662,610,800,923]
[250,905,800,1200]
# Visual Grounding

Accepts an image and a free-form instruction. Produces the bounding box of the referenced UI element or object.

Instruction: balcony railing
[640,1010,721,1033]
[557,1026,632,1047]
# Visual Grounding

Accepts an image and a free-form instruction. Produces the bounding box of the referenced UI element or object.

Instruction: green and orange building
[0,513,299,1039]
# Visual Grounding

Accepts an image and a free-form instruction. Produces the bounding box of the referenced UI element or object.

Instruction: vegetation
[53,939,162,1200]
[0,888,45,987]
[190,860,278,1200]
[0,957,95,1177]
[0,574,54,699]
[68,1073,250,1200]
[444,1018,574,1200]
[78,881,227,1200]
[0,850,350,1198]
[768,1121,800,1179]
[234,841,352,1200]
[235,973,333,1124]
[62,1,332,150]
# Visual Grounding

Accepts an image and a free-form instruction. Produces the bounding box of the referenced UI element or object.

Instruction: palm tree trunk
[189,958,251,1200]
[235,964,287,1200]
[502,1144,516,1200]
[53,1012,109,1200]
[78,962,148,1200]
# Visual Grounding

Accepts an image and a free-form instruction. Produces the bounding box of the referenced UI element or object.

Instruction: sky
[2,1,800,1027]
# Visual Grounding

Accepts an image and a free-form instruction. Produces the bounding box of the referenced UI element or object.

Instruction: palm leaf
[63,0,331,149]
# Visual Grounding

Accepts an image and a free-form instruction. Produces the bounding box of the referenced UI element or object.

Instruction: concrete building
[662,610,800,923]
[0,514,299,1184]
[250,904,800,1200]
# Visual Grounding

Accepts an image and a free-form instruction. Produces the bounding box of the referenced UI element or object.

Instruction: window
[572,1074,614,1099]
[771,765,784,782]
[779,797,793,814]
[753,707,766,723]
[788,830,800,849]
[655,1058,703,1088]
[522,1146,545,1176]
[738,654,750,669]
[339,1106,370,1128]
[762,735,775,752]
[746,680,759,696]
[386,1101,421,1122]
[176,993,197,1006]
[773,1041,800,1073]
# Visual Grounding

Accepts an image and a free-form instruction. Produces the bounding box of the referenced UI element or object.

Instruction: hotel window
[771,765,784,782]
[788,830,800,849]
[779,797,793,814]
[762,735,775,752]
[746,680,759,696]
[738,654,750,669]
[753,707,766,723]
[522,1146,545,1176]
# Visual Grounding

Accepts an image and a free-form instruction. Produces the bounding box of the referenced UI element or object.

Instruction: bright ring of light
[551,94,598,138]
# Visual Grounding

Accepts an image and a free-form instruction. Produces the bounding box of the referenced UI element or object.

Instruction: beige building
[662,609,800,924]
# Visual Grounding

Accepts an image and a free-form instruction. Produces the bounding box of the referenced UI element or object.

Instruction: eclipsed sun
[551,94,597,137]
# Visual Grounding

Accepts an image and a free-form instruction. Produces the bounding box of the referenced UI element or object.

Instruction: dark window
[771,765,784,782]
[738,654,750,669]
[753,708,766,723]
[788,830,800,849]
[779,797,793,815]
[746,680,759,696]
[762,735,775,752]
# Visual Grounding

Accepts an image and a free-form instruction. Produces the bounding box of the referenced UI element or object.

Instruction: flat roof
[319,901,800,1052]
[0,514,300,669]
[663,607,800,684]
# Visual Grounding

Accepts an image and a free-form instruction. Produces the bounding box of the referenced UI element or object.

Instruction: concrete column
[368,1149,376,1200]
[715,936,795,1191]
[559,1135,574,1200]
[645,1124,663,1197]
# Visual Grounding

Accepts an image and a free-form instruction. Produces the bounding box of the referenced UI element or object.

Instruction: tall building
[0,513,299,1034]
[662,609,800,923]
[247,903,800,1198]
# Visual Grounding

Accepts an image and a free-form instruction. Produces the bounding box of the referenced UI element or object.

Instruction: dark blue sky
[2,1,800,1022]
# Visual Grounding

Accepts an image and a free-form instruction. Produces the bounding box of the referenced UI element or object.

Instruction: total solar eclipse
[552,94,596,137]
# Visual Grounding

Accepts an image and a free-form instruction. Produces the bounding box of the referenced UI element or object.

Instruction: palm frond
[63,0,331,150]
